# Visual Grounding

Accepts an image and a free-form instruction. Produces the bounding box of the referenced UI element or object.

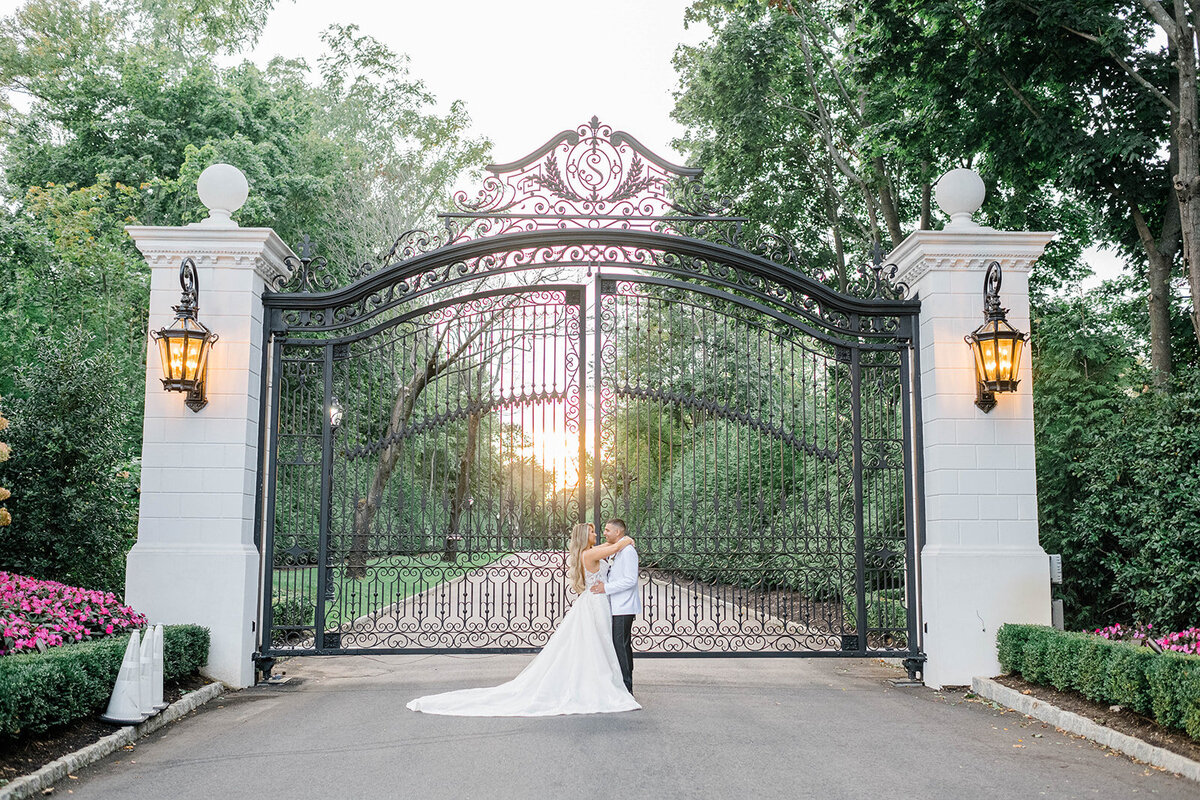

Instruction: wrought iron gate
[257,118,923,666]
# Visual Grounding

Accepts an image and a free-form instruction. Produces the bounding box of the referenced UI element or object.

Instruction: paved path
[63,656,1195,799]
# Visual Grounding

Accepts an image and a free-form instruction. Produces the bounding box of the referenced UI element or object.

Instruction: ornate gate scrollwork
[258,119,921,662]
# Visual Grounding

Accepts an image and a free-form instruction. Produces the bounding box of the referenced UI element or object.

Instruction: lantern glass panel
[184,334,204,383]
[980,335,999,382]
[1006,336,1024,383]
[156,334,174,382]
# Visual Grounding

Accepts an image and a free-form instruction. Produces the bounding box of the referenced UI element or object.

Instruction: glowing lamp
[151,258,218,412]
[329,396,344,432]
[965,261,1026,412]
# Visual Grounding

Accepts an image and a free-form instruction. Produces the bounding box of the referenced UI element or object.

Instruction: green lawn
[271,551,509,629]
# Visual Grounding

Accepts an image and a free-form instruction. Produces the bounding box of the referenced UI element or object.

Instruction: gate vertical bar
[591,277,603,539]
[252,309,274,660]
[897,322,920,656]
[314,343,333,651]
[850,345,867,652]
[576,286,589,532]
[260,322,285,655]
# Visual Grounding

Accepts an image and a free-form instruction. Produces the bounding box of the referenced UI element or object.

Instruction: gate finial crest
[450,117,726,228]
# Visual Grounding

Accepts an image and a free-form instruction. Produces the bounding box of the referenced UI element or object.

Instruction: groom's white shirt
[605,545,642,616]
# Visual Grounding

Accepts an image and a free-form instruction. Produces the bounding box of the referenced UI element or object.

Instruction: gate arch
[258,118,923,668]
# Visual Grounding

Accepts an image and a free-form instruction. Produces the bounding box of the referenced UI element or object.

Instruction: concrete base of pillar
[125,542,258,688]
[920,544,1051,688]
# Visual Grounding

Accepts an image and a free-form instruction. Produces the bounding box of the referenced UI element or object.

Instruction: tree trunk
[1128,197,1176,389]
[1172,5,1200,352]
[872,157,903,246]
[444,409,481,562]
[920,162,932,230]
[347,353,437,577]
[347,308,504,577]
[818,159,849,291]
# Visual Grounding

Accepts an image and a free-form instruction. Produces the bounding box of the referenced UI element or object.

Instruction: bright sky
[248,0,707,165]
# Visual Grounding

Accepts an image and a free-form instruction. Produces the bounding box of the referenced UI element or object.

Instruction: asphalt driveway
[61,655,1196,799]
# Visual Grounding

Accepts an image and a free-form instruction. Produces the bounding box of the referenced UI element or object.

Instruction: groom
[590,518,640,694]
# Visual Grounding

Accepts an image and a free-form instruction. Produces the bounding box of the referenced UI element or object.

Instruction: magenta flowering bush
[0,571,147,656]
[1093,621,1200,655]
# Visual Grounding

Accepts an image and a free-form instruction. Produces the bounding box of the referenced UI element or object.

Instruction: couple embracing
[407,518,641,716]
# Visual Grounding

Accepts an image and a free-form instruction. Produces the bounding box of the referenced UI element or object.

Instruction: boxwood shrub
[0,624,209,738]
[998,624,1200,741]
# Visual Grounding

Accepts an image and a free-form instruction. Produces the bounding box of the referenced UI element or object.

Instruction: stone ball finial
[196,164,249,227]
[934,168,985,230]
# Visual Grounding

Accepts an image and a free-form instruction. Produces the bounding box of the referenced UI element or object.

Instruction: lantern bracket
[965,261,1027,413]
[177,257,199,316]
[983,261,1005,318]
[975,384,998,414]
[151,257,219,413]
[979,262,1002,411]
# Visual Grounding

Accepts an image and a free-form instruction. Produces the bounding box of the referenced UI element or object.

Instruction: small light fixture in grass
[965,261,1027,412]
[151,257,218,412]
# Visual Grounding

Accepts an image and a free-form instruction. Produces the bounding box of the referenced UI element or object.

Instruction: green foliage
[998,624,1200,741]
[676,1,1200,639]
[672,1,1094,297]
[0,330,140,594]
[0,0,490,593]
[1105,645,1155,715]
[0,181,152,444]
[1032,295,1200,631]
[0,624,209,737]
[1045,630,1086,692]
[1076,635,1115,704]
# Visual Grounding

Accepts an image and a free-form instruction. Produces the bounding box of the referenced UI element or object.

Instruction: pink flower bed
[1094,622,1200,656]
[0,571,147,656]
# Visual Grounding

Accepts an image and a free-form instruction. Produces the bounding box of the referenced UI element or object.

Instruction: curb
[972,676,1200,783]
[0,682,225,800]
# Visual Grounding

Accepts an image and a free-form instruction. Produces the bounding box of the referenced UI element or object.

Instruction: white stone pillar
[125,165,292,688]
[890,169,1055,688]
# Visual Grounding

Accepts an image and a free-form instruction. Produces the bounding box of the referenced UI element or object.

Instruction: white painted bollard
[138,628,154,717]
[152,624,167,711]
[100,631,147,725]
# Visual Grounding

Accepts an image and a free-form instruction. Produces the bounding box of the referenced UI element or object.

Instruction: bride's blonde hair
[566,522,592,595]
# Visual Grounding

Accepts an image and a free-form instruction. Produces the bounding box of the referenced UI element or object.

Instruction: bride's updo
[566,522,592,595]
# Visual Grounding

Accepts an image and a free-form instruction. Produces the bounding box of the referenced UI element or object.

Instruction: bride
[406,522,641,716]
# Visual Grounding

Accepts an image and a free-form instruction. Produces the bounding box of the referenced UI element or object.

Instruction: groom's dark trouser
[612,614,635,693]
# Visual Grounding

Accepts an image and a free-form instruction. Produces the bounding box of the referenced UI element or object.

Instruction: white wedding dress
[406,563,641,716]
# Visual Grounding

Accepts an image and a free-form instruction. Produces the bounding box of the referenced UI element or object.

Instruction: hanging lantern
[965,261,1027,412]
[151,258,218,412]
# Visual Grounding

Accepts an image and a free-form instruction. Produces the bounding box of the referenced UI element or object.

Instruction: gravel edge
[971,676,1200,783]
[0,681,226,800]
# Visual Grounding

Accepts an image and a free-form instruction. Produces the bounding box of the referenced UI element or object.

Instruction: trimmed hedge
[0,625,209,738]
[998,624,1200,741]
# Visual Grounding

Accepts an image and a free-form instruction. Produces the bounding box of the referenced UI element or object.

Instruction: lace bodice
[584,562,609,589]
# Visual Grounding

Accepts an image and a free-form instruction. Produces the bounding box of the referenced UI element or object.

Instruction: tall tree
[673,0,1092,300]
[857,0,1200,386]
[0,0,491,588]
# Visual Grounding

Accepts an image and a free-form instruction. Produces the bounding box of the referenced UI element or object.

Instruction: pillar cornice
[125,225,294,285]
[890,229,1056,286]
